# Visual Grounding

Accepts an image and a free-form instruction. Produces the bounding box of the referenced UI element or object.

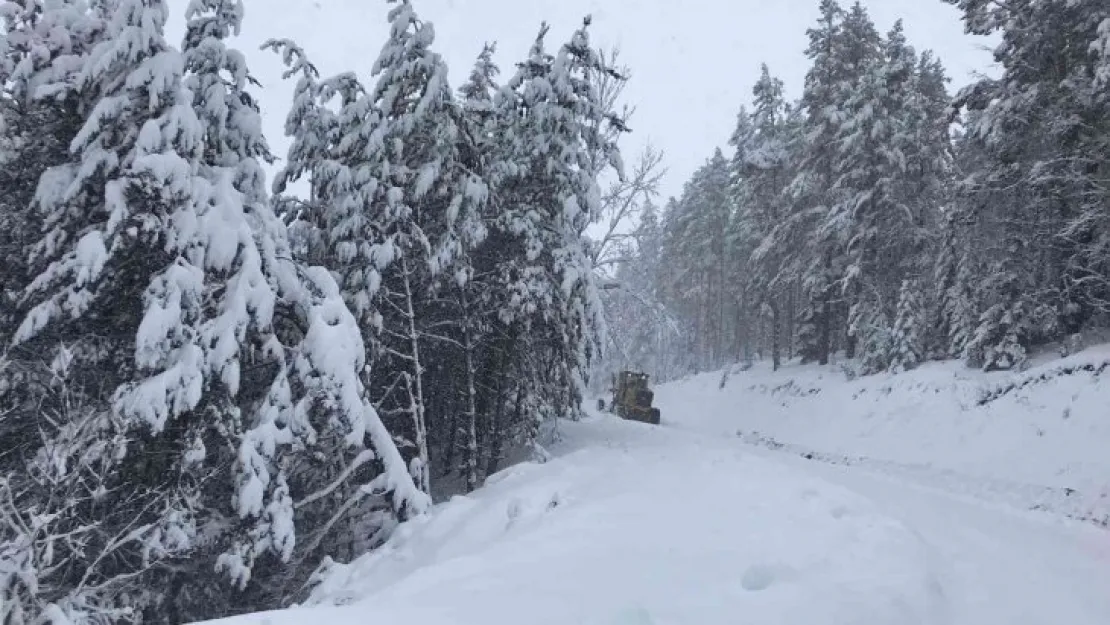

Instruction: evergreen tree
[931,200,978,361]
[836,19,920,370]
[270,8,622,496]
[948,0,1110,364]
[272,0,490,495]
[889,278,924,372]
[789,0,845,365]
[490,17,623,426]
[446,42,499,493]
[1,2,427,620]
[635,1,955,377]
[659,152,732,371]
[736,64,797,369]
[785,0,885,364]
[0,0,100,344]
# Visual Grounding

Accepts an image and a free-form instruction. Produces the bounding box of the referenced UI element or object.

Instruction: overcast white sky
[168,0,997,200]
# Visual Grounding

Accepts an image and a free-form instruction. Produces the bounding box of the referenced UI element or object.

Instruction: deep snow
[204,417,946,624]
[201,347,1110,625]
[659,345,1110,524]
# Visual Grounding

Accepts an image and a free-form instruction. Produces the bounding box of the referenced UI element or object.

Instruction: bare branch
[296,449,376,509]
[590,145,667,270]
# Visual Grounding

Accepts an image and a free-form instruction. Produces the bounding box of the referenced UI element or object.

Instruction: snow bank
[657,345,1110,523]
[201,416,944,625]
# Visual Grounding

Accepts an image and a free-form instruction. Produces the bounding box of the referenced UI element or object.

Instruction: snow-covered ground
[201,347,1110,625]
[205,417,948,624]
[660,344,1110,523]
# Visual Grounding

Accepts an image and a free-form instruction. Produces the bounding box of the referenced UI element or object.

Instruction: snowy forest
[610,0,1110,381]
[0,0,1107,622]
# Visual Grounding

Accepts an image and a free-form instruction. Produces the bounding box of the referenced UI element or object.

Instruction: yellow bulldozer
[604,370,661,425]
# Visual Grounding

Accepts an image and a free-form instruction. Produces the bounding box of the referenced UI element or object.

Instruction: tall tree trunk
[787,285,796,360]
[459,286,480,493]
[485,344,508,478]
[818,256,832,365]
[734,297,745,362]
[818,303,831,365]
[401,256,430,494]
[771,301,781,371]
[442,400,457,477]
[718,257,727,368]
[844,281,860,359]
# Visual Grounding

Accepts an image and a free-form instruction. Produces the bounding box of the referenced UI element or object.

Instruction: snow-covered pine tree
[948,0,1110,361]
[947,252,979,359]
[852,299,891,374]
[490,17,623,433]
[0,5,113,621]
[682,150,733,368]
[361,0,492,497]
[450,44,555,481]
[624,3,958,378]
[724,110,760,363]
[889,278,924,372]
[931,205,978,360]
[835,18,918,370]
[264,37,361,264]
[653,196,696,373]
[183,0,430,612]
[487,24,567,442]
[271,0,456,495]
[0,0,100,344]
[904,50,953,222]
[965,264,1036,371]
[448,42,501,492]
[734,64,796,369]
[930,208,960,357]
[656,152,733,371]
[785,0,867,365]
[1,1,428,620]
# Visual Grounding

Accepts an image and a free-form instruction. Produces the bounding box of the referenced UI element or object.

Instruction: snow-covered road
[205,361,1110,625]
[751,444,1110,625]
[208,416,950,624]
[204,408,1110,625]
[651,354,1110,624]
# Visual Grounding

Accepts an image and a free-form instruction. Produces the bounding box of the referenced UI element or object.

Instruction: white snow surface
[201,347,1110,625]
[204,418,945,625]
[665,345,1110,522]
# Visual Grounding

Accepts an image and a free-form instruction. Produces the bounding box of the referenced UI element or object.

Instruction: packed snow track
[206,417,949,625]
[205,363,1110,625]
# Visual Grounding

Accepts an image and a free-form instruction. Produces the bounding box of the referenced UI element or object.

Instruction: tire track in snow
[733,428,1110,529]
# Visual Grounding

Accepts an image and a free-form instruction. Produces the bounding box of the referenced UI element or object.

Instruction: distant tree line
[605,0,1110,380]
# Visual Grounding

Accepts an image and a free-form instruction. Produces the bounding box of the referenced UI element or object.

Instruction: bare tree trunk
[441,400,457,477]
[756,306,764,361]
[485,345,508,478]
[401,256,430,494]
[771,301,781,371]
[734,298,745,362]
[504,382,526,467]
[817,256,832,366]
[458,287,480,493]
[787,285,796,361]
[717,260,727,369]
[844,282,860,360]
